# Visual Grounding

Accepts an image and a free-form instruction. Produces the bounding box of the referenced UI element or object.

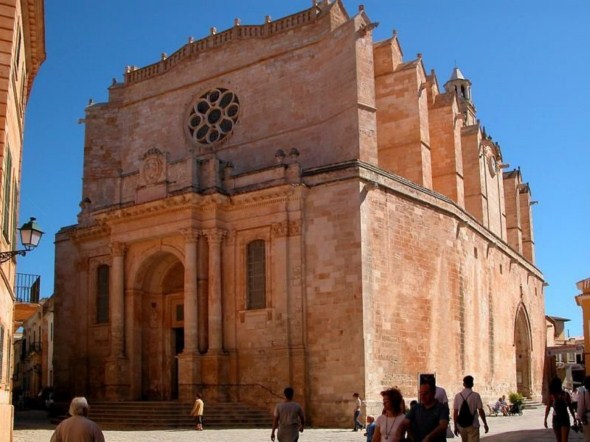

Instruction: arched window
[246,240,266,310]
[96,265,110,323]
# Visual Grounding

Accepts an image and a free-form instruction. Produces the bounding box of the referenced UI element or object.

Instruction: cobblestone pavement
[13,406,585,441]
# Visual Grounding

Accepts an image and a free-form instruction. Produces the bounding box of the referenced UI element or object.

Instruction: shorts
[553,414,570,429]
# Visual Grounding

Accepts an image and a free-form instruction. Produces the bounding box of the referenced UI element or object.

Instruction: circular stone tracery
[187,88,240,146]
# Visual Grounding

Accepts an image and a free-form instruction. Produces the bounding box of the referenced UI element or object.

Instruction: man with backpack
[453,375,489,441]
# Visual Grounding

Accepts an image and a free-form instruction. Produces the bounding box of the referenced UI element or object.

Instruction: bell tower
[444,67,476,125]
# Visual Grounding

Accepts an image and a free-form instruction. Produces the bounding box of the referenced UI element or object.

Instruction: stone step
[522,399,543,409]
[80,401,272,429]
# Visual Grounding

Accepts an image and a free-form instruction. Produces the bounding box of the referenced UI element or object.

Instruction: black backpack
[457,392,474,427]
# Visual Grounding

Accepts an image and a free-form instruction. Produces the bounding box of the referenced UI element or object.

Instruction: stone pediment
[124,1,350,86]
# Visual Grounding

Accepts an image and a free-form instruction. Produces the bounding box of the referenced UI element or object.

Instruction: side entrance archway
[514,304,533,397]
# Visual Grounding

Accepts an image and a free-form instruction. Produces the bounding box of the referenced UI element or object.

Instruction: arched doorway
[514,304,533,397]
[132,251,185,400]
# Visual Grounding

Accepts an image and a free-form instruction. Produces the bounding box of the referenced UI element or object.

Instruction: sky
[17,1,590,336]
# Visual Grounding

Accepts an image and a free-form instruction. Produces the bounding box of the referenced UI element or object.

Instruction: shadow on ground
[482,428,584,441]
[14,410,54,430]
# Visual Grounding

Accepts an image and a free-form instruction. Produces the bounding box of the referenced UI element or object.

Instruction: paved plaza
[13,406,585,441]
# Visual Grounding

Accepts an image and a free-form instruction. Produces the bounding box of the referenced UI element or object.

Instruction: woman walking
[373,388,406,442]
[544,377,576,442]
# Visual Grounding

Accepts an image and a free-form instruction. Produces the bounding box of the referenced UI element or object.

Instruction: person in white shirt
[352,392,364,431]
[453,375,489,442]
[435,386,448,406]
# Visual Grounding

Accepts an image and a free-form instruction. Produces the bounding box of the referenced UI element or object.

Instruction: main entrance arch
[129,250,185,400]
[514,304,533,397]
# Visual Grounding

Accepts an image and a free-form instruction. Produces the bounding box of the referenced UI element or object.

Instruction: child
[365,415,376,442]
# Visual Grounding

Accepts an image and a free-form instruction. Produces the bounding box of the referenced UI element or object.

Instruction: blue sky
[18,1,590,336]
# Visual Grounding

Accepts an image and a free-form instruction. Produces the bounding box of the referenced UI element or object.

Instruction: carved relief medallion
[140,147,166,185]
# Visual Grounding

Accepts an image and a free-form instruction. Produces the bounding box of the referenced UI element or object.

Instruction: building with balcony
[546,315,584,389]
[0,1,45,439]
[12,291,52,409]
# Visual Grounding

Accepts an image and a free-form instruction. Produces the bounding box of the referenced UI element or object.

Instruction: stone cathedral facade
[53,1,546,426]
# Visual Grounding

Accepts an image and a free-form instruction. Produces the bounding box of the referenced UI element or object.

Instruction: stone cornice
[22,0,46,95]
[93,192,229,225]
[228,184,303,207]
[70,224,110,244]
[88,185,299,227]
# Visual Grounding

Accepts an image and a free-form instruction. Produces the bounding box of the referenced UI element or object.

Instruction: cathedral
[53,1,546,426]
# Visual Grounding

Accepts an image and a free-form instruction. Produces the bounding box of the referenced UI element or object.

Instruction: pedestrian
[572,387,579,413]
[452,375,489,441]
[576,376,590,441]
[435,385,448,408]
[544,376,576,442]
[365,415,376,442]
[401,381,449,442]
[271,386,305,442]
[189,392,204,430]
[353,392,365,431]
[50,396,105,442]
[372,388,406,442]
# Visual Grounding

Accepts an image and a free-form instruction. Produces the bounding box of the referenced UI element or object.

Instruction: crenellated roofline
[124,1,344,86]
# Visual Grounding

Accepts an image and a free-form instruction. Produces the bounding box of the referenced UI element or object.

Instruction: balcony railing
[15,273,41,304]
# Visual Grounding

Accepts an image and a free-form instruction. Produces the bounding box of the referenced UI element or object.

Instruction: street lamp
[0,217,44,263]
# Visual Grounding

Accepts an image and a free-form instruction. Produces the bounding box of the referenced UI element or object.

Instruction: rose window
[187,88,240,145]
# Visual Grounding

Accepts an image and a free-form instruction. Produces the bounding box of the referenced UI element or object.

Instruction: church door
[514,306,532,397]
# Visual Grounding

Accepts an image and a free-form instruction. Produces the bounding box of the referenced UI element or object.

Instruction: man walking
[50,397,104,442]
[453,375,489,441]
[271,387,305,442]
[402,381,449,442]
[353,392,364,431]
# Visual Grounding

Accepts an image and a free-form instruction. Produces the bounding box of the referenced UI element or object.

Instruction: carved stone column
[204,228,226,351]
[105,241,129,399]
[200,228,228,401]
[181,229,199,353]
[75,258,90,395]
[178,229,201,401]
[110,242,126,358]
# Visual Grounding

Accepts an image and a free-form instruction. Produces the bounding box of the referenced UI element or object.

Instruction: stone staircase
[522,398,543,410]
[81,401,272,430]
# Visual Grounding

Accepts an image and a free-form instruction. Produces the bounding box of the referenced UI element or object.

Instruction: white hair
[69,397,89,416]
